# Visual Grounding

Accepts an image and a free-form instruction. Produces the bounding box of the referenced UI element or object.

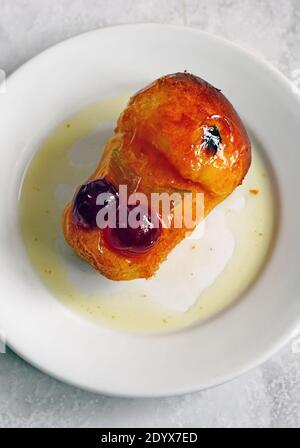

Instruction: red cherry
[104,204,161,254]
[72,179,118,229]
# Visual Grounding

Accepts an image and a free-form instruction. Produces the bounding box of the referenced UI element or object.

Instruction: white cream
[57,203,237,313]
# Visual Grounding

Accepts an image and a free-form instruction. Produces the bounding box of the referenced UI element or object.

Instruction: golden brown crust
[63,73,251,280]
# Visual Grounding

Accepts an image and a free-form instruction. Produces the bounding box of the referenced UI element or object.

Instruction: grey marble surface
[0,0,300,428]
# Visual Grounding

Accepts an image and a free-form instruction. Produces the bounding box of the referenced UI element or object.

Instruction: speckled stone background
[1,0,300,428]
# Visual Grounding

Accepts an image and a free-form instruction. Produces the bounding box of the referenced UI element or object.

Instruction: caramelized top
[117,73,251,197]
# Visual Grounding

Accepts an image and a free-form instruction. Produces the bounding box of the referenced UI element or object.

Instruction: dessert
[63,73,251,280]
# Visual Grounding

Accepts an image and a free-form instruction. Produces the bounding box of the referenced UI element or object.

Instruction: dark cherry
[103,204,161,255]
[203,125,222,155]
[72,178,118,229]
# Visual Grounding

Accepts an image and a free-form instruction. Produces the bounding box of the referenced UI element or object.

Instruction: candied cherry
[72,178,118,229]
[103,204,161,255]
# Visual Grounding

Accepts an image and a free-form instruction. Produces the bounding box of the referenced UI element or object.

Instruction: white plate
[0,24,300,397]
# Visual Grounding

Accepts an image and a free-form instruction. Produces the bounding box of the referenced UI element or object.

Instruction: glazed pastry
[63,73,251,280]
